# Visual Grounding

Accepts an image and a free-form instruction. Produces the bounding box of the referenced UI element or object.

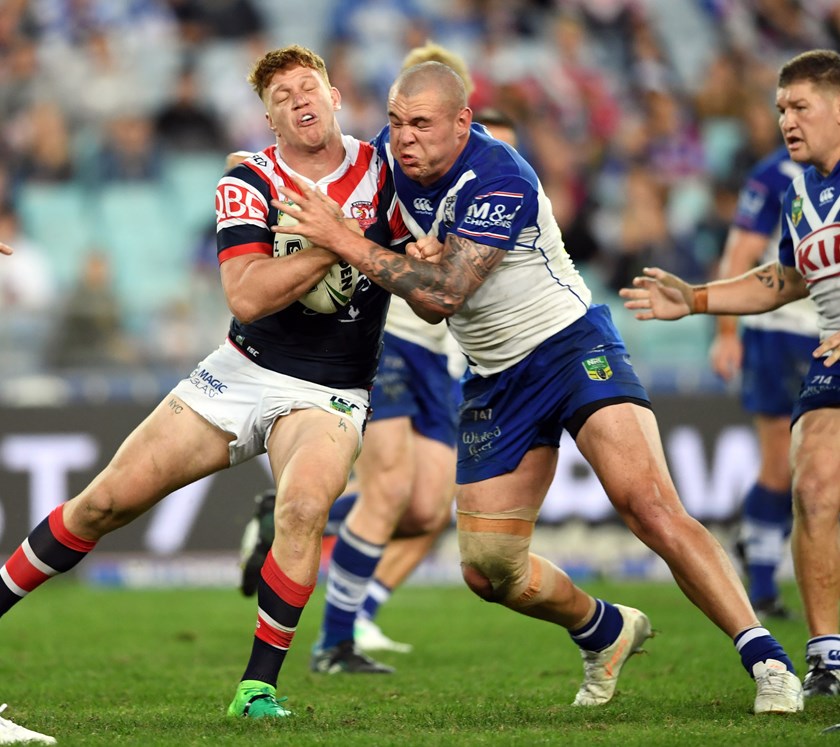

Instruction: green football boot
[227,680,292,719]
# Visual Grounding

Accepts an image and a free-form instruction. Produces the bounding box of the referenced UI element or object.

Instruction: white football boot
[0,704,56,745]
[572,604,653,706]
[753,659,804,714]
[355,616,413,654]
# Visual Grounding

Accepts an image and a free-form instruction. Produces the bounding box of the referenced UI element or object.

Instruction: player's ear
[266,111,278,135]
[331,87,342,112]
[457,106,473,137]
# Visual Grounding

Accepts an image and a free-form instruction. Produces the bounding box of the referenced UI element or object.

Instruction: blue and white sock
[360,578,392,622]
[735,626,795,675]
[807,635,840,670]
[320,523,384,650]
[569,599,624,652]
[739,484,792,602]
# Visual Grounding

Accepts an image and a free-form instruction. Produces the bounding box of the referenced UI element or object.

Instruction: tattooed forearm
[365,235,503,316]
[167,398,184,414]
[755,262,786,294]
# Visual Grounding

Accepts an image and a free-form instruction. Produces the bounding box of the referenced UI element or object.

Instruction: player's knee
[395,501,450,537]
[276,490,331,536]
[457,507,539,605]
[461,563,495,600]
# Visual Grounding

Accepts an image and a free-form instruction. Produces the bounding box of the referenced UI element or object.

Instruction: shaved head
[391,61,467,115]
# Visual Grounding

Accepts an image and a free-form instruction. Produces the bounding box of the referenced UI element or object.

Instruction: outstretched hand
[618,267,696,321]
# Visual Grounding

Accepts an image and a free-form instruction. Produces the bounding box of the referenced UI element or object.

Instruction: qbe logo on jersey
[462,191,523,241]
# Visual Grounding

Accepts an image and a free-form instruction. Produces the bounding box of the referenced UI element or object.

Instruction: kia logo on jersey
[796,224,840,281]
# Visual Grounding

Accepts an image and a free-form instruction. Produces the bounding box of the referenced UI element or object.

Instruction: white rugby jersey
[780,159,840,340]
[384,296,450,353]
[374,124,591,376]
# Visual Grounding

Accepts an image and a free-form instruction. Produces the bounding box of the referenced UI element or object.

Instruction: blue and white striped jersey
[374,123,591,376]
[734,146,817,335]
[780,159,840,340]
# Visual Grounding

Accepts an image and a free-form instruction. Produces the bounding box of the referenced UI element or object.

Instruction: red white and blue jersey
[735,146,817,335]
[780,159,840,340]
[215,135,409,389]
[373,123,591,376]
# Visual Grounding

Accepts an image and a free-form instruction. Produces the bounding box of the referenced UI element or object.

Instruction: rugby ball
[273,203,359,314]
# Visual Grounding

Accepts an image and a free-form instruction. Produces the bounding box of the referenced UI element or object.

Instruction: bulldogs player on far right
[622,48,840,700]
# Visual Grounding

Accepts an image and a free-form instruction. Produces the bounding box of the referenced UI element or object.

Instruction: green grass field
[0,578,835,745]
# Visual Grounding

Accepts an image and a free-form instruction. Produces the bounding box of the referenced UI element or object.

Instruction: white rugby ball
[273,203,359,314]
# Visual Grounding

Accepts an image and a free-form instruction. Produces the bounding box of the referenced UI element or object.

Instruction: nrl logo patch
[582,355,613,381]
[791,195,803,227]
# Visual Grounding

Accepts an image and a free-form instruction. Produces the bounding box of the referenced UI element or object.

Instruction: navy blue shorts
[456,304,650,484]
[792,355,840,426]
[741,328,816,417]
[370,332,458,446]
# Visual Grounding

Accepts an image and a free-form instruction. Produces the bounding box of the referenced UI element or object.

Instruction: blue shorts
[370,332,458,446]
[792,355,840,426]
[741,328,817,416]
[457,304,650,484]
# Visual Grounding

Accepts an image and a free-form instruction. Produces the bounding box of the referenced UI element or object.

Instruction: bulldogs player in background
[622,48,840,700]
[273,62,803,713]
[708,145,818,620]
[0,44,412,722]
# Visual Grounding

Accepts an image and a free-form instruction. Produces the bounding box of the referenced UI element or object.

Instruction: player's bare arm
[270,184,503,318]
[365,232,503,321]
[221,247,339,323]
[0,242,12,256]
[620,261,808,321]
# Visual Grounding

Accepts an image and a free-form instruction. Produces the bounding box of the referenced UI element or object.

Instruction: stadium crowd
[1,0,839,396]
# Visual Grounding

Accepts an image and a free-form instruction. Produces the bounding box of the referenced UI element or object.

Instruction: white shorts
[171,340,370,466]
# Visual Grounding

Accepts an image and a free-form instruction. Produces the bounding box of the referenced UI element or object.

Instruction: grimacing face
[776,79,840,175]
[264,65,341,151]
[388,88,470,186]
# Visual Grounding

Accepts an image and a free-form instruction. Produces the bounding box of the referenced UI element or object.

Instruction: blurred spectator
[90,113,163,183]
[532,11,623,161]
[45,251,137,370]
[154,64,230,153]
[684,175,741,282]
[596,163,670,293]
[0,202,56,373]
[642,89,706,187]
[729,91,784,186]
[167,0,266,45]
[326,0,430,100]
[11,101,76,185]
[328,46,386,141]
[563,0,648,74]
[0,203,54,313]
[692,49,749,120]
